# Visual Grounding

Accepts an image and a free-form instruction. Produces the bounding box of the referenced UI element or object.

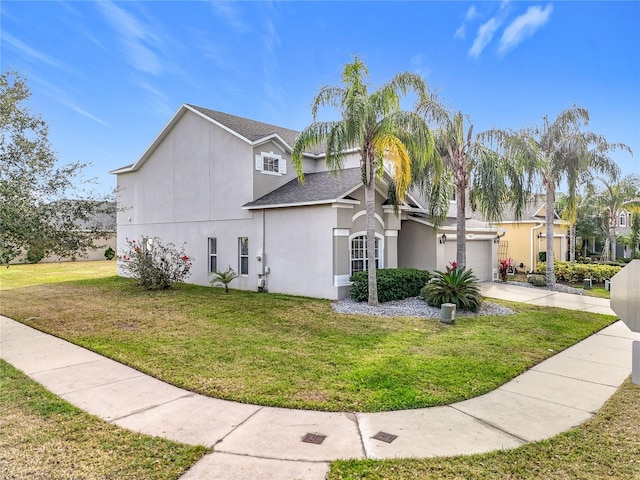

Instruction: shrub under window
[350,268,431,303]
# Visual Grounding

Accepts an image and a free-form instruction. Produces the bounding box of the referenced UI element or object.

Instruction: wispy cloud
[261,18,286,113]
[135,80,173,118]
[211,1,249,33]
[96,1,165,75]
[3,32,65,69]
[31,75,109,126]
[469,17,502,58]
[455,5,478,40]
[498,4,553,56]
[410,54,431,78]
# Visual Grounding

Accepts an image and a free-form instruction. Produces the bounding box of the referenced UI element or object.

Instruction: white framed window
[208,237,217,273]
[255,151,286,175]
[619,213,627,227]
[238,237,249,275]
[350,233,383,275]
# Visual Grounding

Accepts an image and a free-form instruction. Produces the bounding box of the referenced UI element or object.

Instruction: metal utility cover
[372,431,398,443]
[301,433,326,445]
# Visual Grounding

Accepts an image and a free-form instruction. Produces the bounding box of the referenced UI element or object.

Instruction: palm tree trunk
[610,232,617,262]
[456,181,466,269]
[569,223,576,265]
[545,185,556,286]
[364,177,378,306]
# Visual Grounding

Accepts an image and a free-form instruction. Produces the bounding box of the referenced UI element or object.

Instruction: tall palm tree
[589,174,640,261]
[418,110,531,269]
[490,105,626,285]
[291,56,440,305]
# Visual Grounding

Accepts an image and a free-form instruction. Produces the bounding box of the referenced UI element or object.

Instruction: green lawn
[0,262,616,412]
[329,377,640,479]
[0,360,208,480]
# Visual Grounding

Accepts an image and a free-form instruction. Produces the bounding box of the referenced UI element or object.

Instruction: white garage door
[444,240,493,281]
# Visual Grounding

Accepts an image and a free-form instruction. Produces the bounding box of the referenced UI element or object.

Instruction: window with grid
[238,237,249,275]
[255,151,286,175]
[208,237,217,273]
[350,235,380,274]
[619,213,627,227]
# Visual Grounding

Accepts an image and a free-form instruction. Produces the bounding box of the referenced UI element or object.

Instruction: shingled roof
[187,104,325,156]
[244,168,362,209]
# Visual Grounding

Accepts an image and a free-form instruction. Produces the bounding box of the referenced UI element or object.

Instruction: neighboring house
[111,104,498,299]
[489,194,569,272]
[615,208,634,259]
[11,201,117,264]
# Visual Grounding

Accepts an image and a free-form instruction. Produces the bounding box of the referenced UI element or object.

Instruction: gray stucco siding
[263,205,337,299]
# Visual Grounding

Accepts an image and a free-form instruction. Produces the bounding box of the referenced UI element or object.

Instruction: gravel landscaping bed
[332,297,514,318]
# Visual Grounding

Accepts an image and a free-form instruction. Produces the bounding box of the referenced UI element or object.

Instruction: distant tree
[589,174,640,261]
[291,56,441,305]
[489,105,627,285]
[0,71,112,265]
[418,109,532,269]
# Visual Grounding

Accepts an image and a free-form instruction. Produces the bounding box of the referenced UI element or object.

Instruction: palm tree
[589,174,640,261]
[209,266,238,293]
[419,110,531,269]
[291,56,441,305]
[490,105,626,285]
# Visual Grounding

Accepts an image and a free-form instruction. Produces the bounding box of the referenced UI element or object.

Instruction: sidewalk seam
[211,405,264,449]
[447,405,529,444]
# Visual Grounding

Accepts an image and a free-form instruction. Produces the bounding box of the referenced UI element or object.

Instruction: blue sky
[2,1,639,195]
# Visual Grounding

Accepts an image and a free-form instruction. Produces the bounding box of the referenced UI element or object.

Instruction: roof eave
[243,198,360,210]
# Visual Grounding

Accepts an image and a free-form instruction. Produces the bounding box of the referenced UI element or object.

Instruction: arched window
[619,212,627,227]
[350,234,383,274]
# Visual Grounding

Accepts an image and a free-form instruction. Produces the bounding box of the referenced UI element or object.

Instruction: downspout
[530,222,544,273]
[262,208,268,292]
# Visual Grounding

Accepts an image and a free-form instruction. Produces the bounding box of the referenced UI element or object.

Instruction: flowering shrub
[119,237,193,290]
[498,258,512,282]
[422,262,483,312]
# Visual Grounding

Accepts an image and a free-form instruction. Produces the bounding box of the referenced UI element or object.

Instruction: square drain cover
[301,433,327,445]
[372,431,398,443]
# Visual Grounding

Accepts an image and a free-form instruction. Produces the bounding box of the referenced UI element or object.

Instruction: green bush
[423,265,483,312]
[350,268,431,303]
[527,274,546,287]
[26,244,45,264]
[104,246,115,260]
[536,261,621,283]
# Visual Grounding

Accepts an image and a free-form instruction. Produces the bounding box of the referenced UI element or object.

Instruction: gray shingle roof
[471,194,559,222]
[187,104,325,156]
[244,168,362,208]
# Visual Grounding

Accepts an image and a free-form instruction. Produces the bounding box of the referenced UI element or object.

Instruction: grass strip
[329,377,640,479]
[0,360,209,480]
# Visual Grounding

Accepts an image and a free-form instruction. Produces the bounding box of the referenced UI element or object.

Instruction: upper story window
[619,212,627,227]
[255,151,286,176]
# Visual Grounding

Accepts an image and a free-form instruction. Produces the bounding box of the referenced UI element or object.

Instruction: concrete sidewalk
[1,283,636,480]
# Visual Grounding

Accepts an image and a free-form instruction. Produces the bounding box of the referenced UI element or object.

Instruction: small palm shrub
[210,266,238,293]
[350,268,431,303]
[422,264,483,312]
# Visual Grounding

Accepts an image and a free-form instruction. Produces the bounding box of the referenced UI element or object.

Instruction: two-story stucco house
[111,104,498,299]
